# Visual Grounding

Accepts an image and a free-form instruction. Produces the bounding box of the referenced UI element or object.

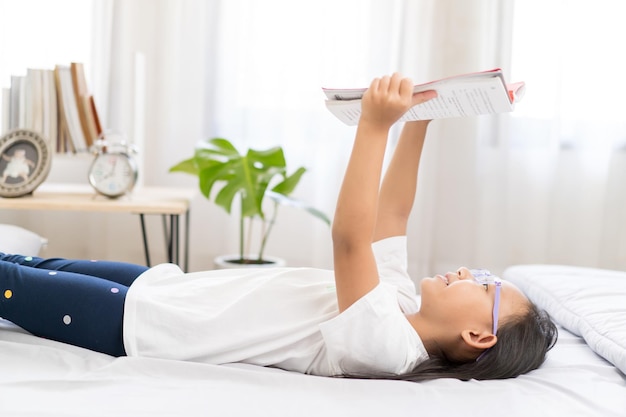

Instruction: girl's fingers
[412,90,438,106]
[361,73,436,128]
[399,77,414,98]
[368,73,416,98]
[369,77,380,93]
[388,73,404,94]
[378,75,391,93]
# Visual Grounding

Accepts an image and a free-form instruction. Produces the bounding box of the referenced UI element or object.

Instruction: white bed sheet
[1,311,624,416]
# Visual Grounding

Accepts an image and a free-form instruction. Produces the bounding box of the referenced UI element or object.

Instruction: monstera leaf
[169,137,329,262]
[171,138,288,218]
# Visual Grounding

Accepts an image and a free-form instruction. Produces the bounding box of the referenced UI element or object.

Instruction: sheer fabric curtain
[427,0,626,275]
[94,0,517,277]
[93,0,406,271]
[502,0,626,271]
[0,0,616,278]
[400,1,515,279]
[102,0,622,281]
[415,1,626,276]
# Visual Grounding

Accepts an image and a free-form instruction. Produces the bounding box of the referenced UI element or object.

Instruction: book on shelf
[25,68,44,134]
[3,69,55,145]
[55,65,88,152]
[88,95,103,136]
[1,62,101,154]
[322,68,525,125]
[9,75,26,129]
[70,62,99,147]
[51,66,72,153]
[41,69,58,147]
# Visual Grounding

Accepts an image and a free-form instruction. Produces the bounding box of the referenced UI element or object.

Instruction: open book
[322,69,525,125]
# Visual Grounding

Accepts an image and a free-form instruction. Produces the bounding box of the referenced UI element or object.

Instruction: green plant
[169,137,330,264]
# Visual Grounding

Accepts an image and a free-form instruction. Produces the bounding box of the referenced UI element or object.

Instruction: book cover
[18,76,27,128]
[55,65,86,152]
[322,69,525,125]
[88,95,103,137]
[25,68,45,133]
[70,62,98,147]
[53,66,71,152]
[9,75,23,130]
[41,69,58,146]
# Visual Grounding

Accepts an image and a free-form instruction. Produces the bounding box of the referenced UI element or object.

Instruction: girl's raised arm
[373,120,431,242]
[331,73,436,312]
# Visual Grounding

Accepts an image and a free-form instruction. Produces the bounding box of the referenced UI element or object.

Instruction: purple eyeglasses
[469,269,502,361]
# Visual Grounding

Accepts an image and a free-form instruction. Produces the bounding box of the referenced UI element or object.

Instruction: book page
[401,76,513,120]
[324,72,520,125]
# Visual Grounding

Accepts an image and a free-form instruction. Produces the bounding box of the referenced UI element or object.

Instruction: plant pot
[213,254,287,269]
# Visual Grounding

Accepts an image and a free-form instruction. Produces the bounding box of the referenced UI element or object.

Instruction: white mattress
[1,265,625,416]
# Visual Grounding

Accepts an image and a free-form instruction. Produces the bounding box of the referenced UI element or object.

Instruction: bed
[1,264,625,416]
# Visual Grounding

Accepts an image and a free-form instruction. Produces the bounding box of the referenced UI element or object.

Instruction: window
[509,0,626,150]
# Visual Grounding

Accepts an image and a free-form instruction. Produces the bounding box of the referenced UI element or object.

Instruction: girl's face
[419,267,528,335]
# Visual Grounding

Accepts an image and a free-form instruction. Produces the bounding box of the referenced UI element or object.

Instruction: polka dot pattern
[0,255,130,356]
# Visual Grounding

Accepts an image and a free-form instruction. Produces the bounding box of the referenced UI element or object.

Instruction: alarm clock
[88,134,138,198]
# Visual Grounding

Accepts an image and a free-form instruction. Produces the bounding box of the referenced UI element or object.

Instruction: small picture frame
[0,129,52,198]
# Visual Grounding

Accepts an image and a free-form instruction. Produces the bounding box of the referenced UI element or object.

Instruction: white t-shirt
[123,236,429,376]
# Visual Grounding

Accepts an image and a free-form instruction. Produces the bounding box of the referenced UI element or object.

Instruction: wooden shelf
[0,183,196,270]
[0,183,195,215]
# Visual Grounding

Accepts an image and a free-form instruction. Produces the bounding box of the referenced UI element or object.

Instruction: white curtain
[91,0,413,271]
[88,0,626,280]
[500,0,626,272]
[421,0,626,276]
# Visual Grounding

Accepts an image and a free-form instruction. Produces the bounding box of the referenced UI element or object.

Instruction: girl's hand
[360,73,437,130]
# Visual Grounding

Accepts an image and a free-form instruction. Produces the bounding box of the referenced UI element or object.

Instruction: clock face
[88,153,137,197]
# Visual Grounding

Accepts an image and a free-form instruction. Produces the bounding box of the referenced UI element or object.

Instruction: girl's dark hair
[345,303,558,382]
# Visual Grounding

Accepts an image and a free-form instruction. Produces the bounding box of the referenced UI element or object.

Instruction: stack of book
[1,62,102,153]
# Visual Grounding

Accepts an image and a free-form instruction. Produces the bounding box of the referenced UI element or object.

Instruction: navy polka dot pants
[0,253,148,356]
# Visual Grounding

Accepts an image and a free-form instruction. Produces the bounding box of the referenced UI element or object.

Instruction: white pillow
[0,224,46,256]
[504,264,626,375]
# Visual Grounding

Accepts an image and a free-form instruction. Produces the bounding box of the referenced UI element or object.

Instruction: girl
[0,73,556,381]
